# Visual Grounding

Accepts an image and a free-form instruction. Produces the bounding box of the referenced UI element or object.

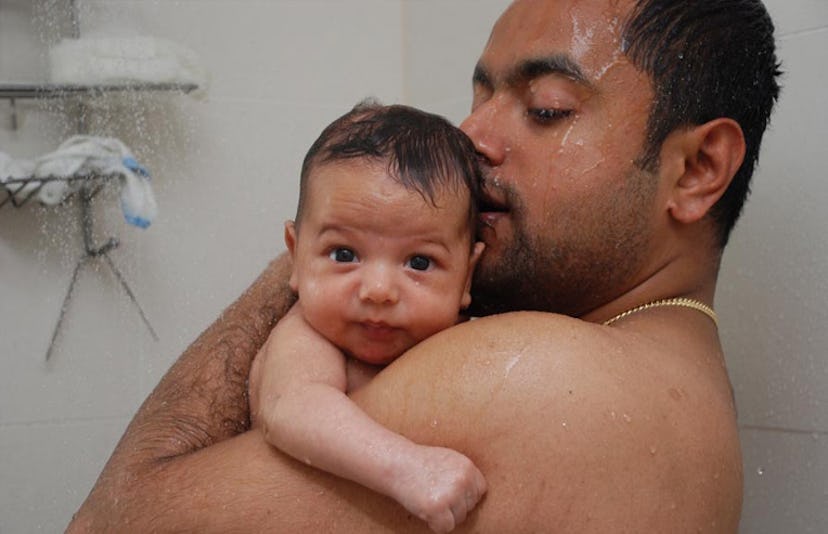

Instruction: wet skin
[464,0,661,318]
[286,158,482,365]
[68,1,744,532]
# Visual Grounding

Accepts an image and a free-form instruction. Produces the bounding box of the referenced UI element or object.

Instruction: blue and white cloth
[1,136,158,228]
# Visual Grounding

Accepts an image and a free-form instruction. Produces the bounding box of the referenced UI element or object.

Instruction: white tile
[79,0,405,106]
[719,30,828,433]
[0,417,129,534]
[0,0,50,82]
[739,427,828,533]
[0,258,158,424]
[403,0,510,113]
[763,0,828,36]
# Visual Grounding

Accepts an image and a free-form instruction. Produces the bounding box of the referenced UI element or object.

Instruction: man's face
[462,0,660,317]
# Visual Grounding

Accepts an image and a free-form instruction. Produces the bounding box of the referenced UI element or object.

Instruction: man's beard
[469,222,558,316]
[468,167,656,318]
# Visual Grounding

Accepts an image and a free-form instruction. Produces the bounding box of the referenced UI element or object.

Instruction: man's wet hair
[623,0,782,247]
[297,100,482,232]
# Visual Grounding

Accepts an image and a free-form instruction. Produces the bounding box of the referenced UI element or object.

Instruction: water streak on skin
[570,15,595,61]
[504,353,522,380]
[579,156,606,175]
[569,3,626,82]
[593,56,625,82]
[559,118,579,149]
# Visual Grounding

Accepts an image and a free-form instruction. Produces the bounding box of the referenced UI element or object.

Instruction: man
[69,0,780,532]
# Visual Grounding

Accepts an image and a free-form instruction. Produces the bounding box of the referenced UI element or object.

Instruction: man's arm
[71,311,742,532]
[69,255,296,531]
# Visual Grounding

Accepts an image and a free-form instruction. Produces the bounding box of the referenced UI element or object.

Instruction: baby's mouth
[359,320,399,340]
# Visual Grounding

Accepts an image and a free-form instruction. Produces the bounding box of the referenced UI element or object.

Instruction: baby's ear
[461,241,486,309]
[284,221,299,292]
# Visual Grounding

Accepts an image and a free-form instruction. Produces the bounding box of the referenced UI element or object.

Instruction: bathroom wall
[717,1,828,532]
[0,1,824,532]
[0,1,405,531]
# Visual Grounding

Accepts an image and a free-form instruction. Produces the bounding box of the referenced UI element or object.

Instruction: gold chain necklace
[602,297,718,327]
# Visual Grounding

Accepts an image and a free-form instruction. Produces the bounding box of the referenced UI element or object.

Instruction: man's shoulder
[420,311,631,376]
[359,311,742,532]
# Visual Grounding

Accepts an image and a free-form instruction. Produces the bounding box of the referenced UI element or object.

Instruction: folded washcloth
[33,135,158,228]
[49,35,209,98]
[0,151,36,183]
[1,151,39,201]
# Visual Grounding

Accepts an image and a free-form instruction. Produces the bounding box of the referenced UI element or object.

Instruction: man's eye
[528,108,573,124]
[408,255,432,271]
[330,248,357,263]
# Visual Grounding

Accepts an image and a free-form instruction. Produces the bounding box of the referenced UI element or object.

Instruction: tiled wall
[717,1,828,532]
[0,1,824,532]
[0,1,404,531]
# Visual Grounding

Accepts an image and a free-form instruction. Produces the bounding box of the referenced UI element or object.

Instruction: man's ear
[284,220,299,292]
[461,241,486,310]
[663,118,746,224]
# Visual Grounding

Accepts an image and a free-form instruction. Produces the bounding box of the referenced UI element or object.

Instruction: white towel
[49,35,209,98]
[33,136,158,228]
[0,152,38,200]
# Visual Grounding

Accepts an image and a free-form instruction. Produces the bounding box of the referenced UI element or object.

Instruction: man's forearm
[69,255,296,530]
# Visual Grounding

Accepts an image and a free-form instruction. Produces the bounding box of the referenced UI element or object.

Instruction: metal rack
[0,82,198,129]
[1,0,201,359]
[1,83,196,360]
[0,168,163,359]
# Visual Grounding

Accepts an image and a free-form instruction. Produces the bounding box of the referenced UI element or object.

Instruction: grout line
[739,424,828,437]
[779,26,828,40]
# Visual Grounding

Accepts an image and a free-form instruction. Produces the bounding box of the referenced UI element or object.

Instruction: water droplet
[756,467,764,476]
[622,413,632,423]
[562,421,567,428]
[430,419,438,428]
[649,446,657,455]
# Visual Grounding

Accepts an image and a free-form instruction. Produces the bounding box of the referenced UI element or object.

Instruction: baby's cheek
[416,307,461,340]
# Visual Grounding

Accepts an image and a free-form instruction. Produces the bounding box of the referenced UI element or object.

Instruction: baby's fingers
[427,510,455,534]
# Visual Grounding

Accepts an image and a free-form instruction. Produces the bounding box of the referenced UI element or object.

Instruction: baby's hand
[391,446,487,533]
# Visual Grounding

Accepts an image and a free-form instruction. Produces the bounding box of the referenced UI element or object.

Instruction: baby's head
[286,101,485,364]
[295,100,481,233]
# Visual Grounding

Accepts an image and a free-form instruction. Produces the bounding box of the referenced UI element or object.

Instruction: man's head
[463,0,780,316]
[623,0,781,247]
[287,102,485,363]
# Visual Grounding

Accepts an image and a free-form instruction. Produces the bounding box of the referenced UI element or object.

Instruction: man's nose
[358,264,399,305]
[460,98,508,167]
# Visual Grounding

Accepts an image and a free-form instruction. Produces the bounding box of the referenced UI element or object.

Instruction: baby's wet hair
[296,99,482,229]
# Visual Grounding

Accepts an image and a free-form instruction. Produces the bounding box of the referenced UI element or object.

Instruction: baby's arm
[252,303,487,533]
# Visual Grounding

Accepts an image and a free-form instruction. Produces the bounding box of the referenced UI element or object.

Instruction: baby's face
[287,159,483,365]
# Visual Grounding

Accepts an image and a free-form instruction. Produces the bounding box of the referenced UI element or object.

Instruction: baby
[249,101,486,533]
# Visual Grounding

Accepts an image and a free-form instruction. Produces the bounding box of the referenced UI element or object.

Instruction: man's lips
[478,192,509,228]
[479,211,505,228]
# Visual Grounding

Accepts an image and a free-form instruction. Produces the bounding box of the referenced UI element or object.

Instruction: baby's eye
[330,248,357,263]
[408,255,432,271]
